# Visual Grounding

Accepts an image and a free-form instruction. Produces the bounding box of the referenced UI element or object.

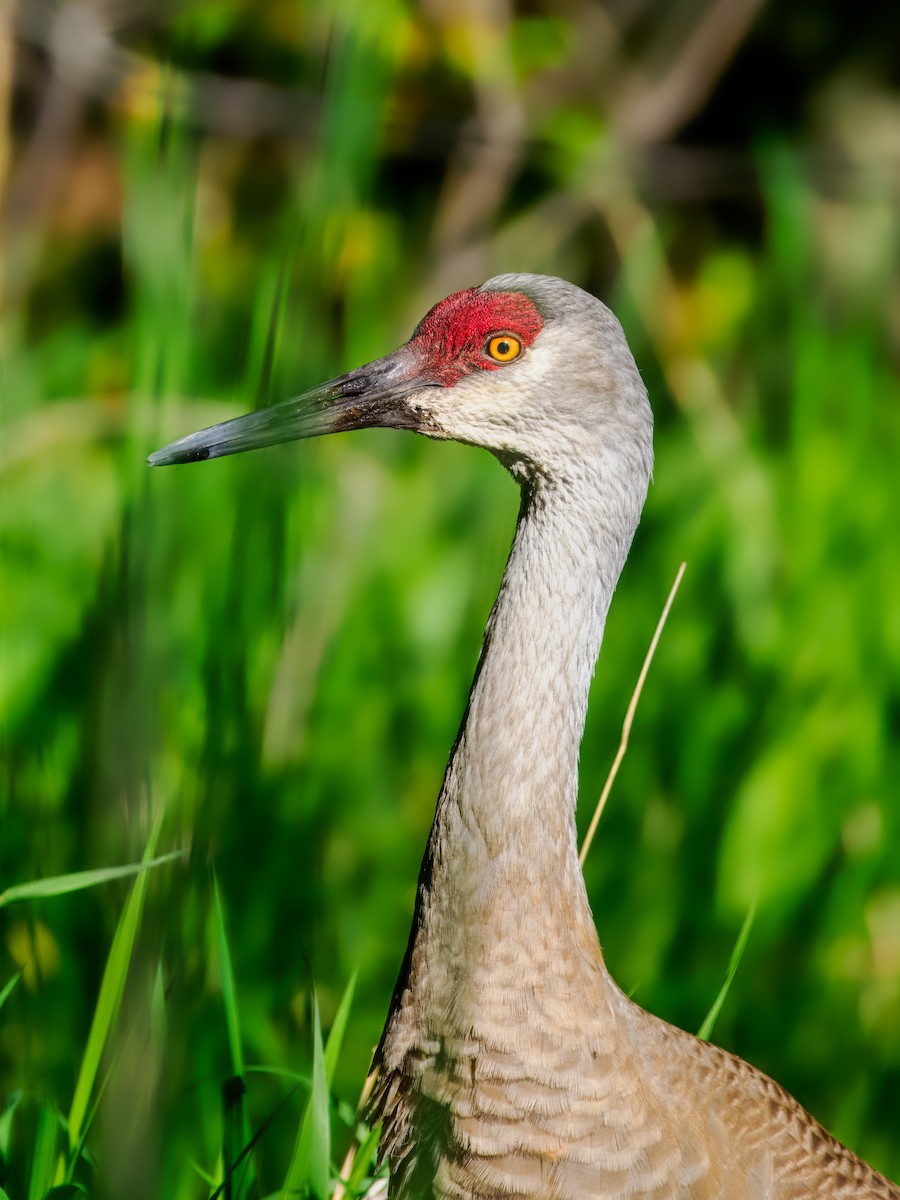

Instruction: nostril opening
[341,374,370,397]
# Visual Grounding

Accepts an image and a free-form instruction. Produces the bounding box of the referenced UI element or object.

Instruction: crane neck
[449,471,636,848]
[423,446,650,948]
[373,435,652,1097]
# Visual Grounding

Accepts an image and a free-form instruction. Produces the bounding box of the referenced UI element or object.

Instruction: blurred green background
[1,0,899,1195]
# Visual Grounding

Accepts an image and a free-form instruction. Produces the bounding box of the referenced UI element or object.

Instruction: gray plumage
[149,273,898,1200]
[366,276,896,1199]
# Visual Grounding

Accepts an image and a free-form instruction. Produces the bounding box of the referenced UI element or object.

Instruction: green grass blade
[282,994,329,1199]
[150,958,167,1051]
[244,1066,311,1085]
[0,850,187,907]
[66,808,172,1156]
[0,1092,23,1160]
[66,1060,114,1182]
[189,1159,218,1187]
[209,1084,303,1200]
[213,872,244,1077]
[323,969,357,1082]
[345,1124,382,1195]
[27,1102,59,1200]
[697,901,757,1042]
[222,1077,256,1200]
[280,973,358,1198]
[213,874,258,1200]
[0,972,21,1011]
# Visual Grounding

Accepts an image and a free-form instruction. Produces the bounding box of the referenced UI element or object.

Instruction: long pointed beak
[148,346,438,466]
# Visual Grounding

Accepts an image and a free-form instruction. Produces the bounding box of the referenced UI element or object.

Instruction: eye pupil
[487,334,522,362]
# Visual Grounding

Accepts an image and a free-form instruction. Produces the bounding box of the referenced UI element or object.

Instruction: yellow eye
[486,335,522,363]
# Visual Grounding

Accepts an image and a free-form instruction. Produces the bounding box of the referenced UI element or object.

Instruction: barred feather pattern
[370,882,900,1200]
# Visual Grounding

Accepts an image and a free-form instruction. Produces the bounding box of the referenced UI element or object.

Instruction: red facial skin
[408,289,544,387]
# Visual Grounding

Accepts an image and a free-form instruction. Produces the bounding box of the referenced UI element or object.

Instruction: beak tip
[147,442,212,467]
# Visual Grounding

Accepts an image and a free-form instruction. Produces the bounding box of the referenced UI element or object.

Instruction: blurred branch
[7,0,898,205]
[426,0,527,291]
[14,0,319,137]
[4,68,81,227]
[613,0,769,145]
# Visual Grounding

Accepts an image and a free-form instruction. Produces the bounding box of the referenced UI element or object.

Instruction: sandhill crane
[151,274,898,1199]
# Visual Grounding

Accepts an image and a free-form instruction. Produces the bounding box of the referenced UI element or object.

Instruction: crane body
[150,274,899,1199]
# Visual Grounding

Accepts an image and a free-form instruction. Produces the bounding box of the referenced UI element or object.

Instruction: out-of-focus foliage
[1,0,899,1195]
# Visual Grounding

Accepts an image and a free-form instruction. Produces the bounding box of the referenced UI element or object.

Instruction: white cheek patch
[415,312,632,473]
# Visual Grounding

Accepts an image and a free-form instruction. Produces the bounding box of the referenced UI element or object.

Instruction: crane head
[148,273,651,482]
